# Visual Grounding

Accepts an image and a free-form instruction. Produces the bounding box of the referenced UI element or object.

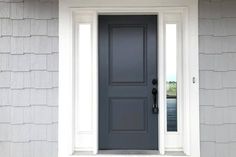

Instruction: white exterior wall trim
[59,1,199,157]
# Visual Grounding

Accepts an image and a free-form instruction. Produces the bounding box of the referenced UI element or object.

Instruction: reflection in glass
[166,24,177,132]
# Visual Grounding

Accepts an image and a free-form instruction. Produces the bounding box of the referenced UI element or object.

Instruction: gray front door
[99,15,158,150]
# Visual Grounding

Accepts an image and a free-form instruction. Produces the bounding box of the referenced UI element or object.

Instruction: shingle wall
[0,0,58,157]
[199,0,236,157]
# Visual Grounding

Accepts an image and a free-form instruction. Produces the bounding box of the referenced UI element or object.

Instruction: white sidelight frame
[164,14,184,151]
[59,0,199,157]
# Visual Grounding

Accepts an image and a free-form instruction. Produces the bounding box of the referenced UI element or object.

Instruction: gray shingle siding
[0,0,58,157]
[199,0,236,157]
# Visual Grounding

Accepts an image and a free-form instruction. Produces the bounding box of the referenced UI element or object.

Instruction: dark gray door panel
[99,15,158,150]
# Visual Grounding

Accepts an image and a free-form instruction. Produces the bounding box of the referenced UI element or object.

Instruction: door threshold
[99,150,159,155]
[73,150,186,156]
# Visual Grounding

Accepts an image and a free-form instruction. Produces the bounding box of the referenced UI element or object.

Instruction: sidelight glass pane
[77,24,93,132]
[166,24,177,132]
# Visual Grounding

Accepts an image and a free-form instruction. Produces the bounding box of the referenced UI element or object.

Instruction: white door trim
[59,1,199,157]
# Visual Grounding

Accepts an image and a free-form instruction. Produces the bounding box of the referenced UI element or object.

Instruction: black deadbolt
[152,79,157,85]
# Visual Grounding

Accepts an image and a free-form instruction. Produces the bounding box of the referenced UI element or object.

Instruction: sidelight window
[164,16,183,151]
[166,24,178,132]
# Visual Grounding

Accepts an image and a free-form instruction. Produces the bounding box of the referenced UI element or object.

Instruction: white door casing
[59,0,199,157]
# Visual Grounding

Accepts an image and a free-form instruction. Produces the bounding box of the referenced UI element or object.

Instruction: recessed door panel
[109,26,146,85]
[110,98,147,132]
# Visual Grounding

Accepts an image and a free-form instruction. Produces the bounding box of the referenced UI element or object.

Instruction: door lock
[152,78,157,85]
